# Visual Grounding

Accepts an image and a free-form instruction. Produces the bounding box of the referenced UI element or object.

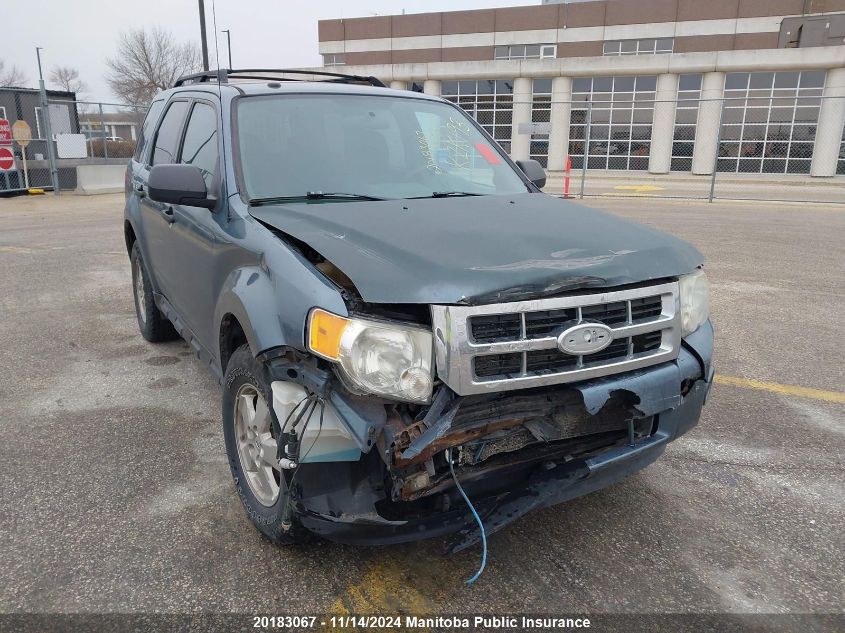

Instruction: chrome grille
[430,282,681,396]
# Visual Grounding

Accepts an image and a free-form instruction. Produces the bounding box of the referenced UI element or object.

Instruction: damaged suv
[124,69,713,551]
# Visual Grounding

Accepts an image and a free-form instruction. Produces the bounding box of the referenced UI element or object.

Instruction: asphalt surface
[0,193,843,622]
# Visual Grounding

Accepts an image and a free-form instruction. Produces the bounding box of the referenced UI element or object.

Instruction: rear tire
[222,344,309,544]
[130,242,176,342]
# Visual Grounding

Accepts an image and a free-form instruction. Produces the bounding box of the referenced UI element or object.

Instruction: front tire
[222,344,308,544]
[130,242,176,342]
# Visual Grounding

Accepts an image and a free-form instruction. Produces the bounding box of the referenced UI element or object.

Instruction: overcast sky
[4,0,539,103]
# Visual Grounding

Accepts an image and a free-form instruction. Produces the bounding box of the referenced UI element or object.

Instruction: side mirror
[147,164,215,209]
[515,159,546,189]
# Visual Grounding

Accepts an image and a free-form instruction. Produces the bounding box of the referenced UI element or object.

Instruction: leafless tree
[106,28,201,105]
[49,66,88,98]
[0,59,27,87]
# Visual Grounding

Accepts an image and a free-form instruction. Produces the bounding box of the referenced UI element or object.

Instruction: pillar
[648,73,679,174]
[810,67,845,178]
[389,80,408,91]
[423,79,441,97]
[691,71,725,175]
[510,77,533,162]
[548,76,573,171]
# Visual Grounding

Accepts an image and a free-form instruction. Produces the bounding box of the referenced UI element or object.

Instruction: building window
[494,44,556,60]
[442,79,514,153]
[530,79,552,168]
[569,75,657,171]
[718,71,825,175]
[671,74,702,172]
[322,53,345,66]
[603,38,674,56]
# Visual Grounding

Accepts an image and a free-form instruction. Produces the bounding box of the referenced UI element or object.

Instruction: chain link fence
[0,92,146,195]
[44,99,146,192]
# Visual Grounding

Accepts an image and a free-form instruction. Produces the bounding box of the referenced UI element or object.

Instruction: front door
[162,100,222,348]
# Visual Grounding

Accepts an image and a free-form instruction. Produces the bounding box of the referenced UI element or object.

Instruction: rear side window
[133,100,165,161]
[179,102,218,188]
[150,101,188,165]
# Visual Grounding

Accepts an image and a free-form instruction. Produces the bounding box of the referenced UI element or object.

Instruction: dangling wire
[446,448,487,585]
[279,393,325,529]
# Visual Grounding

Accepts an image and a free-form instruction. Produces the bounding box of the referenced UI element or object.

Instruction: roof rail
[173,68,386,88]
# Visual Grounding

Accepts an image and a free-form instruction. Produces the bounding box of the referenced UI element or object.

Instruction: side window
[179,102,218,188]
[150,101,188,165]
[133,100,165,161]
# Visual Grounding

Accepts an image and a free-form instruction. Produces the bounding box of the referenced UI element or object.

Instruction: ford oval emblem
[557,323,614,355]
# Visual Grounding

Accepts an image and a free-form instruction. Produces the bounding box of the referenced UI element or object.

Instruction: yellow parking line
[715,375,845,404]
[325,553,438,629]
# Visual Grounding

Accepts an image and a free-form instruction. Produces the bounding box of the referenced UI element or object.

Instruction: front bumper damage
[275,321,714,551]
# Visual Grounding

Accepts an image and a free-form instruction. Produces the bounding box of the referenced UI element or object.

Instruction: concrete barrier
[75,165,126,195]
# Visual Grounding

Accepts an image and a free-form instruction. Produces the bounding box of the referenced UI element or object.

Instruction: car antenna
[210,0,231,220]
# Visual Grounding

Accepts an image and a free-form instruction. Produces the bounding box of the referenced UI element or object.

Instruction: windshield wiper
[249,192,390,205]
[414,191,485,199]
[306,191,390,201]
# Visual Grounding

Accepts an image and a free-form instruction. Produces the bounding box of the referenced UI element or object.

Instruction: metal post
[579,101,592,199]
[222,29,232,68]
[708,98,725,203]
[198,0,209,71]
[37,81,59,193]
[36,47,44,82]
[98,103,108,160]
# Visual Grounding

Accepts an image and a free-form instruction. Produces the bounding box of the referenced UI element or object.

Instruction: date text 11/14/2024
[251,615,593,629]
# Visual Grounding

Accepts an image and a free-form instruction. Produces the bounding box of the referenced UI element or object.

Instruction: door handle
[162,205,175,223]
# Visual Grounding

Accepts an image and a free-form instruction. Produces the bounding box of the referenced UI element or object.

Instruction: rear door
[136,99,190,297]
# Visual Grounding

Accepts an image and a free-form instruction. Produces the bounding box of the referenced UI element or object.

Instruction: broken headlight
[679,269,710,336]
[307,308,434,404]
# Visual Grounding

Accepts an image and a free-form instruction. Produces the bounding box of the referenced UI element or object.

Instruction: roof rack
[173,68,386,88]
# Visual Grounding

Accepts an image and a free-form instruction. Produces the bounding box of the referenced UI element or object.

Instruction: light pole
[198,0,209,71]
[222,29,232,68]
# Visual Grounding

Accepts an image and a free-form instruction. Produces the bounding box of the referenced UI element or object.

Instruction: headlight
[679,270,710,336]
[307,308,434,404]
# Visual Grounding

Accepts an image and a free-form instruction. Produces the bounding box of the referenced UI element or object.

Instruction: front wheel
[222,344,308,544]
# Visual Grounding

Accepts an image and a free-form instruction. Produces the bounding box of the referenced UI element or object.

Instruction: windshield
[235,93,530,201]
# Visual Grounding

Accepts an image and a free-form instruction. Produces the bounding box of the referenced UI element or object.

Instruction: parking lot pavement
[0,193,843,619]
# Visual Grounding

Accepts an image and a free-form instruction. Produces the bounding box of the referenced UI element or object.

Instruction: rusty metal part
[395,418,428,453]
[393,415,527,469]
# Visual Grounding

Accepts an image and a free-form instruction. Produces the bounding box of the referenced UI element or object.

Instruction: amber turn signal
[308,309,350,360]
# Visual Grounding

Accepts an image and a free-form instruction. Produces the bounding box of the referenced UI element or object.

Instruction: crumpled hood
[251,193,703,305]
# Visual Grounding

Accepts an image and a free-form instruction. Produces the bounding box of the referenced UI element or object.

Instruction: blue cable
[447,448,487,585]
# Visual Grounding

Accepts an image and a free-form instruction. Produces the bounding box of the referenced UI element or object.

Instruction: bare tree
[106,28,201,105]
[49,66,88,98]
[0,59,27,87]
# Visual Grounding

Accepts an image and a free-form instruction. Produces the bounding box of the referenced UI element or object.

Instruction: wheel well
[124,220,137,256]
[220,314,249,373]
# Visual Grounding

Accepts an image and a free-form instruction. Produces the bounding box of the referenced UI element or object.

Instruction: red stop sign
[0,146,15,171]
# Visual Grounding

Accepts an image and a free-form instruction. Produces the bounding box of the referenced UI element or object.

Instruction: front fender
[213,234,349,365]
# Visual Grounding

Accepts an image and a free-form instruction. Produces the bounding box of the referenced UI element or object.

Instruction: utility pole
[198,0,209,71]
[222,29,232,68]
